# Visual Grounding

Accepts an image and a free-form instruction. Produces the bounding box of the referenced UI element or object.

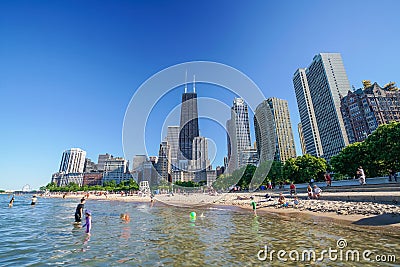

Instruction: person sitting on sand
[313,185,322,199]
[307,185,313,199]
[293,196,300,206]
[278,193,286,205]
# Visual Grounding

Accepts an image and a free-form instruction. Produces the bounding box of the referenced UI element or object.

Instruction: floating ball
[190,211,196,219]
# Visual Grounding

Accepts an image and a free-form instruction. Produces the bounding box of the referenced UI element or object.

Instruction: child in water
[120,213,130,222]
[250,196,257,216]
[82,210,92,234]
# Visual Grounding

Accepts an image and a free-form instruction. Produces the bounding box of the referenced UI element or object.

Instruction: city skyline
[1,1,400,190]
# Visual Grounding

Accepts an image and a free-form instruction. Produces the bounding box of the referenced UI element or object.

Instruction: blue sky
[1,0,399,190]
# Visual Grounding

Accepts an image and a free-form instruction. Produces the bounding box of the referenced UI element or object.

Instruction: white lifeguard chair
[139,181,151,195]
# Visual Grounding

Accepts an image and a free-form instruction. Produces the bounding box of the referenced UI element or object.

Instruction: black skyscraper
[179,89,199,161]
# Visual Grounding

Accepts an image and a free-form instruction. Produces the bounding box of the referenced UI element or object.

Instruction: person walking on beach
[388,169,398,182]
[82,210,92,234]
[289,182,296,196]
[324,172,332,187]
[75,198,85,223]
[9,195,15,207]
[357,166,366,185]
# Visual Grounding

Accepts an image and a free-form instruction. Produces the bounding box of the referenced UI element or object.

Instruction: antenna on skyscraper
[193,75,196,93]
[185,70,188,93]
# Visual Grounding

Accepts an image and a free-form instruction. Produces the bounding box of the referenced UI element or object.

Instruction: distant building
[216,166,225,177]
[239,147,259,167]
[340,81,400,143]
[293,53,350,160]
[298,123,307,155]
[166,126,180,168]
[52,173,84,187]
[226,98,252,173]
[171,169,195,183]
[83,158,97,173]
[102,157,131,184]
[83,172,103,186]
[206,169,217,187]
[293,68,323,157]
[179,80,199,162]
[156,141,171,184]
[266,98,296,162]
[97,153,112,171]
[132,155,147,171]
[59,148,86,174]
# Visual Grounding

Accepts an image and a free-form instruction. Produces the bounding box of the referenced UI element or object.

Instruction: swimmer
[31,195,37,205]
[200,212,205,218]
[120,213,130,222]
[82,210,92,234]
[9,195,15,207]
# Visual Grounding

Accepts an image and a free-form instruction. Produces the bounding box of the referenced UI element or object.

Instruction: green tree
[265,161,284,184]
[365,121,400,173]
[283,154,327,183]
[331,122,400,178]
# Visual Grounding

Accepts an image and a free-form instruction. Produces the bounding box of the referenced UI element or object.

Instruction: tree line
[40,178,139,192]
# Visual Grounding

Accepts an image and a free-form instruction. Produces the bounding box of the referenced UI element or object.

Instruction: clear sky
[1,0,399,191]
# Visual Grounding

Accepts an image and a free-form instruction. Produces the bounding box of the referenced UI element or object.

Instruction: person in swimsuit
[250,196,257,216]
[9,195,15,207]
[75,198,85,223]
[82,210,92,234]
[31,195,37,205]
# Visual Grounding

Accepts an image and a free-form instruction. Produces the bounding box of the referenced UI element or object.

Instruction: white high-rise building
[59,148,86,174]
[293,68,323,157]
[192,136,209,172]
[293,53,350,160]
[226,98,252,173]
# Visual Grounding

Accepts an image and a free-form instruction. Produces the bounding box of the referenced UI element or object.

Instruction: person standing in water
[82,210,92,234]
[31,195,37,205]
[9,195,15,207]
[75,198,85,223]
[250,196,257,216]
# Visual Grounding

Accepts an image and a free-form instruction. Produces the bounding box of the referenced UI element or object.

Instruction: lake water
[0,194,399,266]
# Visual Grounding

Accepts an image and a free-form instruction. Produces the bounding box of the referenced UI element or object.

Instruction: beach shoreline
[44,191,400,229]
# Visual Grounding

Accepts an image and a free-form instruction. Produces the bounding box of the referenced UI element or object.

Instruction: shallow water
[0,194,399,266]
